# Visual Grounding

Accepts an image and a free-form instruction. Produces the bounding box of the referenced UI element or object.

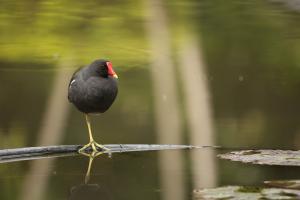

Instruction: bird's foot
[79,150,103,158]
[79,141,112,157]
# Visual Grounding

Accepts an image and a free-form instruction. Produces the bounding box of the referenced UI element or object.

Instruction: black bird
[68,59,118,154]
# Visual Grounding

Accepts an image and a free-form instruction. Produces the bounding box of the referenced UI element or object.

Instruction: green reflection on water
[0,0,148,65]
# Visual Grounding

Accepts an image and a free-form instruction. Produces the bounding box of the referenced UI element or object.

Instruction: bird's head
[90,59,118,79]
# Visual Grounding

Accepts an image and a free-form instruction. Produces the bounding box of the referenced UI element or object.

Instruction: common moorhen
[68,59,118,155]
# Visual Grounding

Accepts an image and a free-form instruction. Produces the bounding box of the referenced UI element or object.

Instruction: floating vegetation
[194,185,300,200]
[264,180,300,190]
[218,150,300,166]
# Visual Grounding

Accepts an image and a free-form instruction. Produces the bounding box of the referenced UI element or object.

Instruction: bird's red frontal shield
[106,62,118,78]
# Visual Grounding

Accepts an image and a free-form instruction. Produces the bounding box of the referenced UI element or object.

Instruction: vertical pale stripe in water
[145,0,185,200]
[20,64,72,200]
[178,34,217,188]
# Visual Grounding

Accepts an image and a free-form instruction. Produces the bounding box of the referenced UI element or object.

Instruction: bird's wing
[68,66,83,88]
[67,66,85,103]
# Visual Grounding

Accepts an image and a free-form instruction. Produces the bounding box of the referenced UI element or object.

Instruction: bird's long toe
[94,142,110,152]
[79,143,91,153]
[78,141,111,154]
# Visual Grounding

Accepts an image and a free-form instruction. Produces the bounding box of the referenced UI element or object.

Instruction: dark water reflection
[1,0,300,199]
[0,149,298,199]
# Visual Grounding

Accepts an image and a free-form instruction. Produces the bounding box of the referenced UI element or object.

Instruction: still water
[0,0,300,199]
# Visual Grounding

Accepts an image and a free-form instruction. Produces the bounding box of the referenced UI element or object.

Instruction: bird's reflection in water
[68,154,113,200]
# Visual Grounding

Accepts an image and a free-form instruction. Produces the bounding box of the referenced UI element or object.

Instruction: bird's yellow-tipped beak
[113,74,118,79]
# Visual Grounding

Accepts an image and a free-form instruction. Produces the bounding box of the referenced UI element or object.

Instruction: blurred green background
[0,0,300,199]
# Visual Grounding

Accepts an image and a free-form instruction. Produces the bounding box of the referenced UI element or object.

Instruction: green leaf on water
[218,150,300,166]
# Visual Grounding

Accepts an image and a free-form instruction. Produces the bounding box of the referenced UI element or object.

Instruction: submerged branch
[0,144,211,164]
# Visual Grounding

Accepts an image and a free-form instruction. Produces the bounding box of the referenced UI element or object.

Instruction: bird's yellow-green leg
[78,114,111,154]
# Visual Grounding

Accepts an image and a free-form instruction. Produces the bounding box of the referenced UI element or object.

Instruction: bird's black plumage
[68,59,118,114]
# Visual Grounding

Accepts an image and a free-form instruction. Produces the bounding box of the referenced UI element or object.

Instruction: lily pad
[218,150,300,166]
[194,186,300,200]
[264,180,300,190]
